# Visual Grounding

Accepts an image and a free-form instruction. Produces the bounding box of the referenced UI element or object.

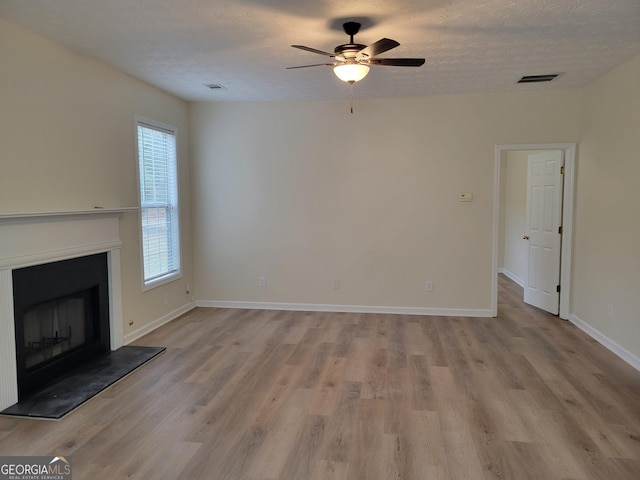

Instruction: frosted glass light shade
[333,64,370,83]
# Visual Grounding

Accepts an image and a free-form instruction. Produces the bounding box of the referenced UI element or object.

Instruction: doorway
[492,143,576,319]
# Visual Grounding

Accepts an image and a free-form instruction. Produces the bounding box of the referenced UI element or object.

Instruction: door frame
[492,143,576,319]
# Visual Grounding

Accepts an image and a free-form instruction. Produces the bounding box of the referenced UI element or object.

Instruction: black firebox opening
[13,253,110,399]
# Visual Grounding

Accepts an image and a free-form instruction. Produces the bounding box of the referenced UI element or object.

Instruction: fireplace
[12,253,111,399]
[0,208,128,411]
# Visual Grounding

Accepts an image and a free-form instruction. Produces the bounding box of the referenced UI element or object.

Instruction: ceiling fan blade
[286,63,336,69]
[291,45,335,57]
[369,58,425,67]
[357,38,399,60]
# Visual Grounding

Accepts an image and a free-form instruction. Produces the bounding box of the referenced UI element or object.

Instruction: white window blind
[136,120,181,286]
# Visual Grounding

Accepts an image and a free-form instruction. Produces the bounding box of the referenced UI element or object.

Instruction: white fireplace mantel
[0,207,137,269]
[0,207,135,411]
[0,207,137,220]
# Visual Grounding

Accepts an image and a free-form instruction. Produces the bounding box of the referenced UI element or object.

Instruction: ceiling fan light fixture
[333,63,370,83]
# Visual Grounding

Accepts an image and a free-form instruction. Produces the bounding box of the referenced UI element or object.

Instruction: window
[135,117,181,288]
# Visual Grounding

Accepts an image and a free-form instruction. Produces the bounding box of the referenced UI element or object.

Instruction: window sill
[142,271,183,292]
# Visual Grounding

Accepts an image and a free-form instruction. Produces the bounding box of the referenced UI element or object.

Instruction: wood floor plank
[508,389,590,479]
[361,347,387,400]
[307,356,347,416]
[310,459,349,480]
[544,377,639,459]
[2,274,640,479]
[278,414,327,480]
[465,393,507,480]
[500,441,559,480]
[382,433,411,480]
[404,320,427,356]
[408,354,435,411]
[429,365,464,411]
[486,396,532,443]
[421,318,450,367]
[406,410,450,480]
[245,388,312,478]
[320,380,361,463]
[346,398,385,480]
[383,367,410,434]
[343,337,369,381]
[439,408,486,480]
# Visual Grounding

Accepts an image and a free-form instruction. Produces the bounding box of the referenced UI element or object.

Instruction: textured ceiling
[1,0,639,102]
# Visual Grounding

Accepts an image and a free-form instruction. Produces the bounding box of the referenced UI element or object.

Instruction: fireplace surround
[0,208,132,410]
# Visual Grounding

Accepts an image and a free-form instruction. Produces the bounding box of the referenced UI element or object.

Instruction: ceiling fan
[287,21,425,84]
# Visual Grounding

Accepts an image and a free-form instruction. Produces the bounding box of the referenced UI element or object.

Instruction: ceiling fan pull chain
[350,81,354,114]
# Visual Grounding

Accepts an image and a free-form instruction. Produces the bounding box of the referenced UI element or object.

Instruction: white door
[523,151,564,314]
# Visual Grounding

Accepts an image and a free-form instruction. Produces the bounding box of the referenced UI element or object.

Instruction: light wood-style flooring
[1,275,639,479]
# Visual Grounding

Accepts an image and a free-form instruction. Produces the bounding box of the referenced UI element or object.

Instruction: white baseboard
[569,314,640,372]
[123,301,196,345]
[196,300,492,318]
[498,268,525,288]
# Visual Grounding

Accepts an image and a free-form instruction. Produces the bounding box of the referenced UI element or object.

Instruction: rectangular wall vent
[517,74,560,84]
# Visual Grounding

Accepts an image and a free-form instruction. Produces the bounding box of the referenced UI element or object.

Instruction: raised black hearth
[12,253,110,399]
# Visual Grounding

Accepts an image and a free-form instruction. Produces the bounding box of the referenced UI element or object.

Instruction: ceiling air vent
[517,74,561,84]
[205,83,227,90]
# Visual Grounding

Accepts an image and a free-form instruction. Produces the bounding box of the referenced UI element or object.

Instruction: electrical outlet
[332,279,340,289]
[185,282,190,295]
[259,276,267,287]
[425,281,433,292]
[607,304,614,318]
[163,293,169,305]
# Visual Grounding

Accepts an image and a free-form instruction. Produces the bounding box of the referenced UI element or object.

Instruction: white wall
[500,150,541,286]
[0,18,194,339]
[572,54,640,362]
[190,91,580,313]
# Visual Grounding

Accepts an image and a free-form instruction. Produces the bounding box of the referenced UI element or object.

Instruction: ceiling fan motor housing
[334,43,367,62]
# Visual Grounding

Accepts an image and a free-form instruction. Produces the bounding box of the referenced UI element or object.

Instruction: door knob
[522,235,529,240]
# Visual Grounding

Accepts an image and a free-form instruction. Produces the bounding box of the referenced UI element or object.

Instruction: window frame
[134,115,182,291]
